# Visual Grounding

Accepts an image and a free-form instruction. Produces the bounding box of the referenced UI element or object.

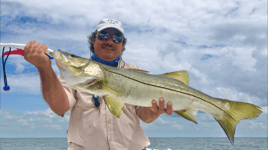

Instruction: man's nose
[106,35,114,44]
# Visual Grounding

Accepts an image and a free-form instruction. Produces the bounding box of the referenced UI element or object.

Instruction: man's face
[92,28,124,62]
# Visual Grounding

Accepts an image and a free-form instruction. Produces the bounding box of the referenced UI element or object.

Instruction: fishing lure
[1,43,53,91]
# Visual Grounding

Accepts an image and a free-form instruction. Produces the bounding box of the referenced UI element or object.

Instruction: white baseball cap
[96,18,124,35]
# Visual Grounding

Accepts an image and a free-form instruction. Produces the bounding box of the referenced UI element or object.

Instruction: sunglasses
[98,31,123,43]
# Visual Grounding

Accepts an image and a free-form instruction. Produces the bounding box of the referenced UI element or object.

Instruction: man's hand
[139,97,173,123]
[24,40,51,69]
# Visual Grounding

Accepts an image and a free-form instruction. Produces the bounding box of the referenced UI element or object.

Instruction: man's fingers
[151,98,173,116]
[151,100,159,114]
[24,40,36,55]
[28,42,39,53]
[24,42,39,60]
[158,97,165,114]
[43,45,49,52]
[35,43,45,54]
[37,44,49,55]
[165,101,173,115]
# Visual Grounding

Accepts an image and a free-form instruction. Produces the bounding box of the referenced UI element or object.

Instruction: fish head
[51,50,104,87]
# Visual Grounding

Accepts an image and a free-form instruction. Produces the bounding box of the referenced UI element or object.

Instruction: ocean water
[0,137,267,150]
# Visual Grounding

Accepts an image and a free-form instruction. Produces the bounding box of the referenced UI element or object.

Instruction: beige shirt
[59,59,150,150]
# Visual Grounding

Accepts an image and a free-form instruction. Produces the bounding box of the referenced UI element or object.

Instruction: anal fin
[175,108,197,124]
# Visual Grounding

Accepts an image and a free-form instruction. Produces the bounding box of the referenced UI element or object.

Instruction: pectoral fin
[175,108,197,124]
[101,81,123,96]
[163,70,189,85]
[104,96,124,118]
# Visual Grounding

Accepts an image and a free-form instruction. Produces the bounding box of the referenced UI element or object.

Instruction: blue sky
[0,0,267,140]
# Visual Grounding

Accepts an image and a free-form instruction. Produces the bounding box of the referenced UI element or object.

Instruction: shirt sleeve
[135,106,143,116]
[124,103,143,117]
[58,75,77,111]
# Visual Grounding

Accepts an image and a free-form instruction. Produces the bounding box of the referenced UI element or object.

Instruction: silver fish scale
[101,65,228,115]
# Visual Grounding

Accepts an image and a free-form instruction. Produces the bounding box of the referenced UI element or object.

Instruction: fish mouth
[52,51,70,70]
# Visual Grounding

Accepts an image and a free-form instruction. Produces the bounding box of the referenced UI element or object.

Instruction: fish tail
[215,99,262,144]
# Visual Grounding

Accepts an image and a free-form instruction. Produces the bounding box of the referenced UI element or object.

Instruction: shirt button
[109,138,112,142]
[107,119,111,123]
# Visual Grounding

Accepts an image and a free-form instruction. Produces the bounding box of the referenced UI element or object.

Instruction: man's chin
[101,55,116,61]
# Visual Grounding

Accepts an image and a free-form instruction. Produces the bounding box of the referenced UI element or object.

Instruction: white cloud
[249,121,266,129]
[15,62,25,73]
[262,106,268,114]
[0,108,69,137]
[171,124,183,130]
[140,116,184,131]
[4,114,15,120]
[18,118,29,126]
[1,73,41,94]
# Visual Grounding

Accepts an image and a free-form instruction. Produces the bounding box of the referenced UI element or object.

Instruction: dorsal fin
[163,70,189,85]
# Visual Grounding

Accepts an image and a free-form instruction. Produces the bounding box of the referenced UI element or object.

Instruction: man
[24,18,173,150]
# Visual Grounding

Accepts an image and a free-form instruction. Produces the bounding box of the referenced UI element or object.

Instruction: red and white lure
[1,43,54,91]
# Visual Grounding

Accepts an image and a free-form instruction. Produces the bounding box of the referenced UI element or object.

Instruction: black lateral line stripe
[103,67,234,119]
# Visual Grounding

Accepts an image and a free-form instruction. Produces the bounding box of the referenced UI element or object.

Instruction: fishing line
[1,46,53,92]
[1,47,12,109]
[2,47,12,92]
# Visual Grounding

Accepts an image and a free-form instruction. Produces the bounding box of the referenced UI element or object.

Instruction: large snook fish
[50,50,262,144]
